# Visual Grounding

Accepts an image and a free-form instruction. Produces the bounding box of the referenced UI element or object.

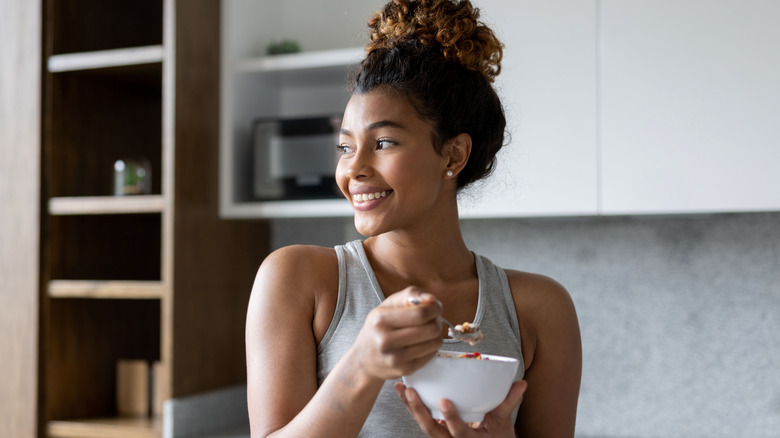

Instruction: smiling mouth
[352,190,392,203]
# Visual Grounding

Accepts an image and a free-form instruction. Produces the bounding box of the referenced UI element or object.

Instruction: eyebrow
[340,119,405,136]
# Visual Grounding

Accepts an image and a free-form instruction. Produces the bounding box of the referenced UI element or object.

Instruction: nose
[343,148,372,180]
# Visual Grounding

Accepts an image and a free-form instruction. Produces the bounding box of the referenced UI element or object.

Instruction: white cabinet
[219,0,600,219]
[219,0,384,218]
[220,0,780,219]
[599,0,780,214]
[459,0,599,218]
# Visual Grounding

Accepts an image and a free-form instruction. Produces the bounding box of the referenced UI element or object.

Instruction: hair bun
[366,0,503,82]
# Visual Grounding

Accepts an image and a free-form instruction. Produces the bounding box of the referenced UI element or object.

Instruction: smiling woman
[245,1,581,437]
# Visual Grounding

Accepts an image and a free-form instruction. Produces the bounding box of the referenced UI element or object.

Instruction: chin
[353,216,388,238]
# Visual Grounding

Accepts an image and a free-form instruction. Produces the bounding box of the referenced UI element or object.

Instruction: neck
[363,215,474,288]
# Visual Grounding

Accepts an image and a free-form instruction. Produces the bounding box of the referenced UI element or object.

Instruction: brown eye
[376,139,395,149]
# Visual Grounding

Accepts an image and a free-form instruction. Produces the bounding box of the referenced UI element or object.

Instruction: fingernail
[407,296,421,305]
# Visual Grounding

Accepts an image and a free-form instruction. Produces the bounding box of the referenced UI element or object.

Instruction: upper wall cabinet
[219,0,384,218]
[220,0,779,219]
[219,0,600,219]
[459,0,599,218]
[599,0,780,214]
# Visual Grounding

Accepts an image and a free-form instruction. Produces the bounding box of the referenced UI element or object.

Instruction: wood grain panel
[0,1,41,437]
[170,0,270,397]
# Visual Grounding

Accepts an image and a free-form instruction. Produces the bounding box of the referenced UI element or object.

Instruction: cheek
[335,160,349,194]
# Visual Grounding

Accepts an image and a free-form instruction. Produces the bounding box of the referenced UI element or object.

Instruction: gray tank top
[317,240,525,437]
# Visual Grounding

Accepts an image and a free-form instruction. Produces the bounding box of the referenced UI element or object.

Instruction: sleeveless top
[317,240,525,437]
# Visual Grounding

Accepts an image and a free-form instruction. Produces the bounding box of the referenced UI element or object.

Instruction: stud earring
[446,170,454,177]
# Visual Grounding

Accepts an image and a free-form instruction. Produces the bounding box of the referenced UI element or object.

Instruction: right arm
[246,245,443,438]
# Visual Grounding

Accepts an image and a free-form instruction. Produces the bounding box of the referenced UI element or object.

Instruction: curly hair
[350,0,506,190]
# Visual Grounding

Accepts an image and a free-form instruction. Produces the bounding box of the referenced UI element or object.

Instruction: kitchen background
[247,0,780,436]
[2,0,778,437]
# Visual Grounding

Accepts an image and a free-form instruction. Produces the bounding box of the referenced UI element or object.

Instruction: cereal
[437,351,486,360]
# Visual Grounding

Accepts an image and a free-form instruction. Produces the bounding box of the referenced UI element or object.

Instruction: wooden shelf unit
[47,280,166,300]
[40,1,270,436]
[49,195,166,215]
[48,416,161,438]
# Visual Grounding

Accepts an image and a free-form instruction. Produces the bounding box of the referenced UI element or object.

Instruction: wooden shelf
[224,198,352,219]
[234,47,363,88]
[48,416,160,438]
[48,280,165,300]
[47,45,164,73]
[235,47,363,73]
[49,195,165,215]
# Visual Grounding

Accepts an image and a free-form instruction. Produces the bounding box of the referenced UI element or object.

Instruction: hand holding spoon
[407,296,485,345]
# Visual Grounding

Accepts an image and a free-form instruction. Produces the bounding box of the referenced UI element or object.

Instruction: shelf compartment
[49,0,162,55]
[48,68,162,198]
[48,45,164,73]
[48,280,166,299]
[48,416,160,438]
[49,195,165,215]
[48,214,162,281]
[46,299,161,421]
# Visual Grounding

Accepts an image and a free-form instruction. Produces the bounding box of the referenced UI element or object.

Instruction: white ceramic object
[402,350,519,423]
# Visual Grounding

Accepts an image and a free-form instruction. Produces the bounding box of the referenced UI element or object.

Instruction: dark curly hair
[349,0,506,190]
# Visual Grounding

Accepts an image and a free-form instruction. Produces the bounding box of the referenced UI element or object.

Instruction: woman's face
[336,88,451,236]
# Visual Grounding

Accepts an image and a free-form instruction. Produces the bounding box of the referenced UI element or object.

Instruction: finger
[405,387,450,437]
[438,399,474,436]
[394,381,416,415]
[380,320,443,347]
[383,286,436,307]
[394,381,408,402]
[371,299,441,330]
[488,380,528,420]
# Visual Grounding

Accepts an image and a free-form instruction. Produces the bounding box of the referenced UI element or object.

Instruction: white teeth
[353,191,388,203]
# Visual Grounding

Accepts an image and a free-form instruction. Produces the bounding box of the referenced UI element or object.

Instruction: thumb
[492,380,528,419]
[385,286,437,308]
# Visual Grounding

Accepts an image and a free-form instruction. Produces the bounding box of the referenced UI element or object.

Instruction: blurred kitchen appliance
[253,115,342,200]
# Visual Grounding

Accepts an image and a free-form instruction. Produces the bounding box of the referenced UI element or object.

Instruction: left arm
[510,271,582,437]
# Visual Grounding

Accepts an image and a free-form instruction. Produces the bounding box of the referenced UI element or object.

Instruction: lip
[349,187,393,212]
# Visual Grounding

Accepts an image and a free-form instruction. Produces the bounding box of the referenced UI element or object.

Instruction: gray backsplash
[270,212,780,438]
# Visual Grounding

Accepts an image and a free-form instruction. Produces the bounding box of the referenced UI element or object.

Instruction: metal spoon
[407,297,485,345]
[440,318,485,345]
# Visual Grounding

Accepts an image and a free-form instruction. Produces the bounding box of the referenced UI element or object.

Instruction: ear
[443,133,472,176]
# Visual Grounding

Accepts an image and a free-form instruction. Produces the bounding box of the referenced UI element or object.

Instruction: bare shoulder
[249,245,340,341]
[258,244,338,275]
[504,269,576,315]
[253,245,338,298]
[503,269,580,367]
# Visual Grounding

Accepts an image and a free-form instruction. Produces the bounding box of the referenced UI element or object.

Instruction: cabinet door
[600,0,780,214]
[460,0,599,218]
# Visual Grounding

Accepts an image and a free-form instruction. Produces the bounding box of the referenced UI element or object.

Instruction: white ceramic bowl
[401,350,519,423]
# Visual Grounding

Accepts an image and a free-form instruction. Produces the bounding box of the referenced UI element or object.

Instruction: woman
[245,1,582,436]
